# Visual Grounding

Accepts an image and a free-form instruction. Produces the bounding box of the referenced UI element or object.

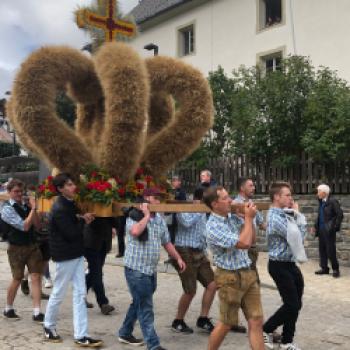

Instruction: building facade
[130,0,350,80]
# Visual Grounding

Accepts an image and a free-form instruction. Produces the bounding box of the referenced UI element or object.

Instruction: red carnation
[91,171,98,178]
[47,176,53,182]
[136,168,144,175]
[118,188,126,197]
[86,182,96,190]
[38,185,46,192]
[48,185,56,193]
[115,177,123,185]
[145,175,153,183]
[136,182,144,190]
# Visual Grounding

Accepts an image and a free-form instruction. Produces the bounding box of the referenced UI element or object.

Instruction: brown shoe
[231,324,247,333]
[86,300,94,308]
[100,304,115,315]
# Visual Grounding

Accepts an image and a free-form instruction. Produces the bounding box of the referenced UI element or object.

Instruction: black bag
[0,213,9,241]
[123,199,148,242]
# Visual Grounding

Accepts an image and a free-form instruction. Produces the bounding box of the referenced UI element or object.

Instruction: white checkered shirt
[124,214,170,275]
[175,213,207,249]
[206,213,251,270]
[267,207,307,262]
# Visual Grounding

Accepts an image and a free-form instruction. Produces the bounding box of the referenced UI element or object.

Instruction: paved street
[0,241,349,350]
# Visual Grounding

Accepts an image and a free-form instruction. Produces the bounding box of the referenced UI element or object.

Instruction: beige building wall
[130,0,350,81]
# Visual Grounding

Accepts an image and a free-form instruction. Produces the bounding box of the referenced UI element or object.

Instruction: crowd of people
[0,170,343,350]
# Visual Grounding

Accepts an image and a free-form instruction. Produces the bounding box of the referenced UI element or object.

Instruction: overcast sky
[0,0,140,98]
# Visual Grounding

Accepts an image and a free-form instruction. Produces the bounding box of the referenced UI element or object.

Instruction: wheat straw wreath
[8,42,214,181]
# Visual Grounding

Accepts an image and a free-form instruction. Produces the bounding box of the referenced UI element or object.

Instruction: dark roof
[130,0,190,24]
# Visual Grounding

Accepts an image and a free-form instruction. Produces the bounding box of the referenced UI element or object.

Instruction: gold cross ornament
[76,0,136,42]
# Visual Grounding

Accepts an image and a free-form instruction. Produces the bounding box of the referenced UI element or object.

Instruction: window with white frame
[260,51,282,73]
[178,24,195,57]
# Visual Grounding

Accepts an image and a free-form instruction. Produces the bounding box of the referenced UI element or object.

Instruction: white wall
[130,0,350,81]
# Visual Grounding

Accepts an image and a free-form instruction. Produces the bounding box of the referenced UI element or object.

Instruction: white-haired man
[200,170,216,187]
[314,184,343,278]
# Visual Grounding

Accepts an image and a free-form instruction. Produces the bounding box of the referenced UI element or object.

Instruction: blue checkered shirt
[267,207,307,262]
[124,214,171,275]
[175,213,207,249]
[234,194,264,228]
[206,213,251,270]
[1,199,25,231]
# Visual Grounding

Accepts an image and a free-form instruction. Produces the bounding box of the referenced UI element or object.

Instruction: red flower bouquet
[37,176,57,199]
[79,166,121,205]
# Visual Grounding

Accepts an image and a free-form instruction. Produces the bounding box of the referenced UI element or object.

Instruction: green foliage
[184,56,350,166]
[302,68,350,161]
[0,141,20,158]
[56,92,76,128]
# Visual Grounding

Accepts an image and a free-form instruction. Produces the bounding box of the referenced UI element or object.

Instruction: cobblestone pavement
[0,241,349,350]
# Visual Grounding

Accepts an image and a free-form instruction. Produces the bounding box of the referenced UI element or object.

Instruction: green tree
[254,56,315,165]
[302,68,350,162]
[184,56,318,166]
[56,92,76,128]
[0,141,20,158]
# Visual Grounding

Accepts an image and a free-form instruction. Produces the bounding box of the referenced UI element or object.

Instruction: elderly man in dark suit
[314,184,343,278]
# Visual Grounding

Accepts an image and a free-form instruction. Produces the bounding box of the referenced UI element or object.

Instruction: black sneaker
[171,319,194,334]
[333,270,340,278]
[41,292,50,300]
[33,312,45,323]
[21,279,30,295]
[118,335,144,346]
[154,347,167,350]
[315,269,329,275]
[43,327,62,343]
[3,309,20,320]
[74,337,103,347]
[32,312,45,323]
[196,317,214,333]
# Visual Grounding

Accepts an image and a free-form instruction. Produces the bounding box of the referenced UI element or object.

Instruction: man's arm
[28,197,41,231]
[1,204,36,232]
[236,203,257,249]
[164,243,186,272]
[129,203,150,237]
[236,216,254,249]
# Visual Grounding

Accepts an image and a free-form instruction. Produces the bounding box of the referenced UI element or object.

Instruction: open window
[258,0,282,30]
[178,24,195,57]
[259,50,283,73]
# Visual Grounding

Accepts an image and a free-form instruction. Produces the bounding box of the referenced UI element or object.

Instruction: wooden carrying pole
[112,201,271,216]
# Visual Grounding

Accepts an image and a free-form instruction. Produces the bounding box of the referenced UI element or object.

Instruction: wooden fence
[175,154,350,194]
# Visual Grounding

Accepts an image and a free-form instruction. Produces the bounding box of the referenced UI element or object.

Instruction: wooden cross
[76,0,136,42]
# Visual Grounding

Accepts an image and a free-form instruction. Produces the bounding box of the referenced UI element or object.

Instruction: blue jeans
[119,267,159,350]
[44,257,88,339]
